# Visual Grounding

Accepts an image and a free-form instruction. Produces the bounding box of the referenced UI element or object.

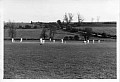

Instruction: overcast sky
[2,0,119,22]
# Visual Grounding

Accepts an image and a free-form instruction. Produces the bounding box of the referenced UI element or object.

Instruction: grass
[4,41,116,79]
[4,26,116,40]
[90,27,116,35]
[4,29,42,39]
[75,26,116,35]
[4,29,74,39]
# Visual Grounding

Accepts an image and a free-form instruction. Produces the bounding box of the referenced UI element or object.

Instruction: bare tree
[91,18,94,22]
[63,13,73,24]
[64,13,69,24]
[77,13,84,25]
[63,13,73,31]
[97,16,100,22]
[68,13,73,23]
[8,21,16,39]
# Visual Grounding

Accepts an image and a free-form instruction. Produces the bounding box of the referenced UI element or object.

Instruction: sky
[2,0,119,22]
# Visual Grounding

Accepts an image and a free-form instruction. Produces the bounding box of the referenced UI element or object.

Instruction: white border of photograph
[0,0,120,82]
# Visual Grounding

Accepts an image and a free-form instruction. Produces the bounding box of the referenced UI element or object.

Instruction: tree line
[7,13,116,41]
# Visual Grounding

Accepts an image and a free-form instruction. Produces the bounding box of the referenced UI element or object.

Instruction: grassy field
[4,29,75,39]
[4,41,116,79]
[4,26,116,39]
[75,26,116,35]
[89,27,116,35]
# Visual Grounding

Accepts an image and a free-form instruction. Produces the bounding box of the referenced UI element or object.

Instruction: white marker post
[93,40,95,44]
[43,40,45,44]
[50,38,51,41]
[40,38,43,43]
[12,38,14,42]
[98,40,100,43]
[87,40,89,43]
[53,40,55,43]
[84,41,86,45]
[20,38,22,42]
[61,39,63,43]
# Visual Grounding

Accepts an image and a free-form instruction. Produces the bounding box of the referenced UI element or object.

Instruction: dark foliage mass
[74,35,79,40]
[82,28,92,41]
[25,25,31,29]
